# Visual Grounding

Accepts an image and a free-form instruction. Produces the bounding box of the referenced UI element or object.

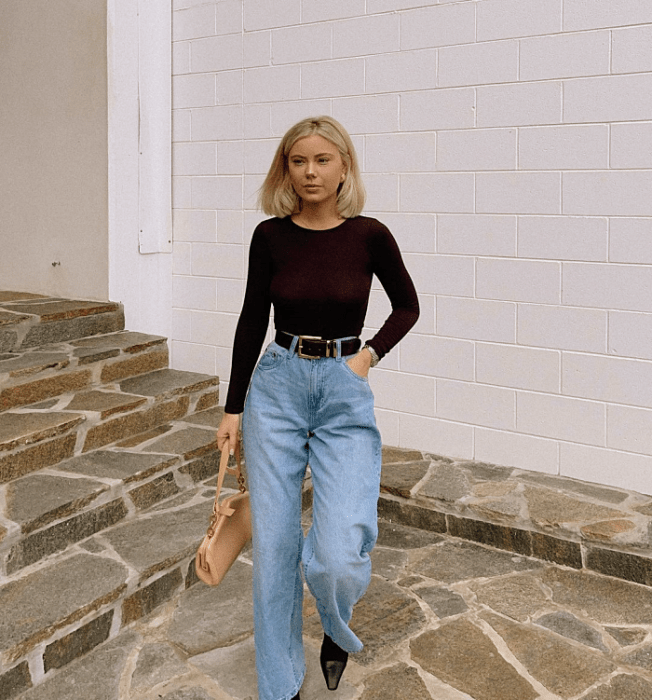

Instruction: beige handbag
[196,445,251,586]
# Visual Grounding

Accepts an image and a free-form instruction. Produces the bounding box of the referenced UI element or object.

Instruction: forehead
[288,134,339,157]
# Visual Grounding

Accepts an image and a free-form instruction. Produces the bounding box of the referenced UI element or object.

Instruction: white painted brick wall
[171,0,652,494]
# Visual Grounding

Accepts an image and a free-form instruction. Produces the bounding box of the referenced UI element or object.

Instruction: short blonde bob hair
[258,116,365,219]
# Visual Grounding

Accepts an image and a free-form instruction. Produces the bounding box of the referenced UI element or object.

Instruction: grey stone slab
[409,540,543,585]
[28,399,59,409]
[360,663,432,700]
[582,673,652,699]
[620,643,652,671]
[0,352,69,377]
[0,312,32,327]
[455,460,514,482]
[148,490,199,513]
[189,636,258,700]
[116,424,174,448]
[182,406,224,429]
[410,619,538,700]
[71,331,166,352]
[605,626,647,647]
[515,470,630,504]
[168,559,254,655]
[65,390,147,418]
[0,331,19,353]
[73,346,120,364]
[418,462,470,503]
[0,411,85,452]
[6,499,129,574]
[482,610,615,698]
[376,519,443,550]
[102,500,213,579]
[471,573,549,623]
[414,585,468,619]
[179,452,221,483]
[382,446,424,464]
[120,369,218,400]
[0,553,127,661]
[370,547,409,581]
[542,567,652,625]
[19,631,140,700]
[130,642,190,694]
[6,473,108,533]
[142,427,217,460]
[55,450,179,484]
[160,688,217,700]
[377,496,447,534]
[524,487,625,528]
[535,611,608,652]
[380,460,430,498]
[468,496,523,524]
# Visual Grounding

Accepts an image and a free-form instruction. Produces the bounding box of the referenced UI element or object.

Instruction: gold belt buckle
[297,335,322,359]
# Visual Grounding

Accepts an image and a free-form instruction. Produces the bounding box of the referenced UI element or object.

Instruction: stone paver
[11,514,652,700]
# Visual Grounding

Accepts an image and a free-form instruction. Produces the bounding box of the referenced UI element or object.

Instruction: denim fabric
[242,338,382,700]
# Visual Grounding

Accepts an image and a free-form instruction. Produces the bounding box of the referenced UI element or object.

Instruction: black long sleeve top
[224,216,420,414]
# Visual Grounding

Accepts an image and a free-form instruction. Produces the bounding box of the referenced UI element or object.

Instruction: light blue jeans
[242,337,382,700]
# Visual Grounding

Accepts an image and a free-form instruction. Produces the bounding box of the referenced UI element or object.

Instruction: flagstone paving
[11,514,652,700]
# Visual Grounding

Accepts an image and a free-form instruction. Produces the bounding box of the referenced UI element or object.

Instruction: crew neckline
[288,216,350,232]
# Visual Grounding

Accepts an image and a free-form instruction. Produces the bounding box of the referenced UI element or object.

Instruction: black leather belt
[275,331,361,359]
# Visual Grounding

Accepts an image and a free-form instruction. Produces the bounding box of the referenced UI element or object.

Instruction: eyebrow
[290,151,336,158]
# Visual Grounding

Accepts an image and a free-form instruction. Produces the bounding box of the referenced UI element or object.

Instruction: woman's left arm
[364,223,420,360]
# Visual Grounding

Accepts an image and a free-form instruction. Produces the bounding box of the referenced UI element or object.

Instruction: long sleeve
[366,224,420,358]
[224,228,273,414]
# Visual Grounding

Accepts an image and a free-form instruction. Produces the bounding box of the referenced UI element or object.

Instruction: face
[287,134,346,210]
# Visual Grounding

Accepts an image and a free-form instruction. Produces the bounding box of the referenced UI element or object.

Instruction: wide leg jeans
[242,338,382,700]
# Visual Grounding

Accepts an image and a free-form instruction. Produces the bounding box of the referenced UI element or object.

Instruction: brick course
[171,0,652,494]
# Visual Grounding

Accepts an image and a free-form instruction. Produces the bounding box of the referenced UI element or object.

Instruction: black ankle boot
[320,634,348,691]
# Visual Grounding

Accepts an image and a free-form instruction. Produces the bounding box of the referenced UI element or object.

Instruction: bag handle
[213,444,246,503]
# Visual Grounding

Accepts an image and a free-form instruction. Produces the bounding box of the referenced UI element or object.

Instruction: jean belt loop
[289,334,299,354]
[335,338,343,362]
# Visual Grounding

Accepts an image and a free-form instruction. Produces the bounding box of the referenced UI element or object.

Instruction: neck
[293,202,343,230]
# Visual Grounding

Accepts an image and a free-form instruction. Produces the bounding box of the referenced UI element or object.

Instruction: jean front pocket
[342,358,370,383]
[257,343,287,371]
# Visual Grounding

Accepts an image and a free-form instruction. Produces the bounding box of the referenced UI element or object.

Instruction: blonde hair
[257,116,365,219]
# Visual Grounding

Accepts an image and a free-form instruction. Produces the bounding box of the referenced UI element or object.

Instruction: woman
[216,116,419,700]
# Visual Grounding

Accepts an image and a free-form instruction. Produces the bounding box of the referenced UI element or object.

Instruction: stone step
[0,407,226,577]
[0,368,219,486]
[0,294,125,354]
[0,421,231,697]
[0,331,169,411]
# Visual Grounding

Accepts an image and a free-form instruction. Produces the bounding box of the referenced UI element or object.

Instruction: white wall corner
[108,0,172,338]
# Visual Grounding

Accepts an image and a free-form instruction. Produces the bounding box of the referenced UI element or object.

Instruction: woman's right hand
[217,412,241,456]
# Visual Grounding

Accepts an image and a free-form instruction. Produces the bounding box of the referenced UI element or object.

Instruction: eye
[319,157,329,164]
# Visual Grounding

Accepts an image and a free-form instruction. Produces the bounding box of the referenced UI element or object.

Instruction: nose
[306,161,316,177]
